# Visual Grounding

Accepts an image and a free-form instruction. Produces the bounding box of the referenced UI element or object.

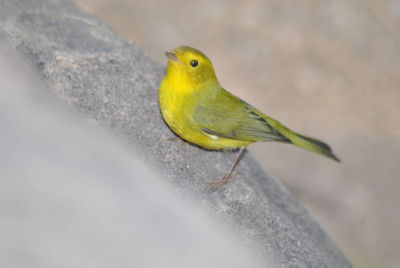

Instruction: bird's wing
[192,90,289,142]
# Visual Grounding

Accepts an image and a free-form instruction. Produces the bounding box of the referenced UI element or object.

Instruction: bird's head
[164,46,218,87]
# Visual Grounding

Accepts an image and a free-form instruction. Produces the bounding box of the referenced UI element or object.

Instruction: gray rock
[0,0,351,267]
[0,44,265,268]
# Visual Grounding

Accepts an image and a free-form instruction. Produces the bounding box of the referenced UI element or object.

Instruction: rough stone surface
[0,44,264,268]
[0,0,351,267]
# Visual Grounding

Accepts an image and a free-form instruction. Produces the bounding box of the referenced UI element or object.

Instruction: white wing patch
[204,132,219,140]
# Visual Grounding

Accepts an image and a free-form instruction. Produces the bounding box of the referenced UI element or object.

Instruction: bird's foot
[167,136,189,145]
[207,175,230,190]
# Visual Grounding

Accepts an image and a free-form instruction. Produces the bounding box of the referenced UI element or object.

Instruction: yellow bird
[159,46,340,188]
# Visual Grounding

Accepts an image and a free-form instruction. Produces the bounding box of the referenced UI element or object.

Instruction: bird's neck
[165,69,219,95]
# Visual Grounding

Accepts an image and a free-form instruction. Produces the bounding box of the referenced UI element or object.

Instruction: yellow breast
[158,77,251,150]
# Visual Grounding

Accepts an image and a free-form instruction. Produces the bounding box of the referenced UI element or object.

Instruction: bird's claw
[207,177,229,190]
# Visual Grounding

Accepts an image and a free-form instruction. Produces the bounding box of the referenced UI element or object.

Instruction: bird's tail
[288,132,340,162]
[257,112,340,162]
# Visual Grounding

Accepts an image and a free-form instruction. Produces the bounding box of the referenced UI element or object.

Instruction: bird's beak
[165,51,180,63]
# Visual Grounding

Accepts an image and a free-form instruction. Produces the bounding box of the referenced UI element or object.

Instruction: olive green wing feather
[192,88,340,161]
[193,89,289,142]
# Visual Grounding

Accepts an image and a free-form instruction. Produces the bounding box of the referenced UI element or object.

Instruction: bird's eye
[190,59,198,67]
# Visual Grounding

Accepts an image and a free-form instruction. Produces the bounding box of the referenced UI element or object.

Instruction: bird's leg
[208,147,246,190]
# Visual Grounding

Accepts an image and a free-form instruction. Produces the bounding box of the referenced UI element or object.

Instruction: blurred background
[74,0,400,267]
